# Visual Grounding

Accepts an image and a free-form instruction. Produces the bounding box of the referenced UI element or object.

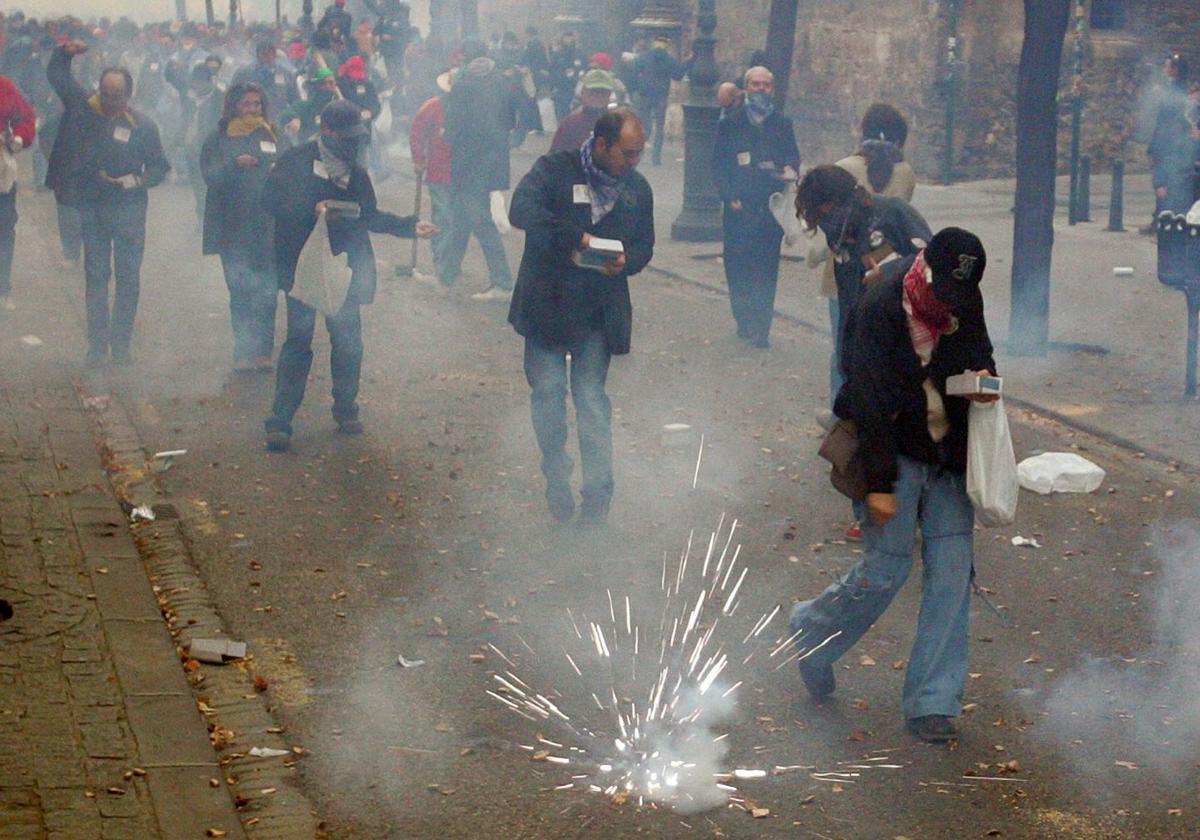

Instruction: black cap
[926,227,986,308]
[320,99,368,136]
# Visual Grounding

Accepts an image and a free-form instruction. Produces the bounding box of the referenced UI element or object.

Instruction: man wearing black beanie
[789,227,997,744]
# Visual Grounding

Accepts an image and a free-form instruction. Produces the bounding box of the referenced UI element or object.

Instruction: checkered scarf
[580,137,621,224]
[902,251,956,359]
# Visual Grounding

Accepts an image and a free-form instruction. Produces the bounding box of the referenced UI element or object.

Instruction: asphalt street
[3,138,1199,839]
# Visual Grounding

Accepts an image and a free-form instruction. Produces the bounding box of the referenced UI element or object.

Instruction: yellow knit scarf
[87,94,137,127]
[226,115,277,141]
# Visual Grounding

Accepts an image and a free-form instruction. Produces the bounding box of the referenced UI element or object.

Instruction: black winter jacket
[713,108,800,238]
[508,149,655,354]
[262,141,415,305]
[45,47,169,207]
[835,264,996,494]
[442,58,518,192]
[200,123,280,268]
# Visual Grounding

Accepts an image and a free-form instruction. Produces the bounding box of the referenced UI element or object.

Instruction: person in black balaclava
[262,99,436,452]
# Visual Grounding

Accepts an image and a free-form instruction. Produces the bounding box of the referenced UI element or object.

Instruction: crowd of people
[0,6,1101,749]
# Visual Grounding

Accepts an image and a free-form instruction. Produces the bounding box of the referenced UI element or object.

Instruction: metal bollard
[1077,154,1092,222]
[1106,159,1125,232]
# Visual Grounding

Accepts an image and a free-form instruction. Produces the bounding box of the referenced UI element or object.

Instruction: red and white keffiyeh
[902,251,956,359]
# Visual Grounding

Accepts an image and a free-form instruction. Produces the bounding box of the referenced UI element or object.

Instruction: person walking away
[201,82,280,373]
[409,69,454,280]
[1148,55,1198,214]
[231,39,298,134]
[789,228,998,745]
[0,73,36,311]
[633,36,691,166]
[550,69,616,153]
[712,66,799,349]
[262,100,435,452]
[508,110,655,526]
[440,40,518,301]
[46,39,169,368]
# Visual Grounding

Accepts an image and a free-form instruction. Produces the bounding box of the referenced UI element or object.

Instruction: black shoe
[749,335,770,349]
[906,715,958,743]
[336,418,364,435]
[798,659,835,700]
[576,498,610,529]
[111,350,133,367]
[735,325,750,340]
[546,482,575,523]
[84,349,107,369]
[265,430,291,452]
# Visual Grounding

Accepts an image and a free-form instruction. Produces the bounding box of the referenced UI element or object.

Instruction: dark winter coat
[262,140,415,306]
[835,264,996,494]
[508,149,655,354]
[712,107,800,239]
[829,195,931,329]
[442,57,519,192]
[337,78,382,124]
[200,122,280,269]
[633,47,689,102]
[45,47,170,207]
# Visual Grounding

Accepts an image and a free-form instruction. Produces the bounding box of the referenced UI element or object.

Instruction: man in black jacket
[712,66,799,348]
[508,109,655,526]
[790,228,998,745]
[262,100,434,452]
[46,40,170,367]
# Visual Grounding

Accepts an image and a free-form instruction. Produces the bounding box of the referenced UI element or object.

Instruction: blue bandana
[580,137,622,224]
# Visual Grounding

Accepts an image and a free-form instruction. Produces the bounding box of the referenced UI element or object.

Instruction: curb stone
[77,384,323,840]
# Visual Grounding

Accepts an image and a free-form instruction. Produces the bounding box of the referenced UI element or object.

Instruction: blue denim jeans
[790,456,976,719]
[523,330,613,511]
[438,187,513,290]
[427,182,452,276]
[723,229,782,342]
[78,201,147,357]
[0,185,15,297]
[220,254,278,362]
[266,295,362,435]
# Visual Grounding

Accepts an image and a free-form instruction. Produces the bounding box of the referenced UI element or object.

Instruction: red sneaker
[844,523,863,542]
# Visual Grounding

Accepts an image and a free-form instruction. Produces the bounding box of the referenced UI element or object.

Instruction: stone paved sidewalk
[0,354,246,838]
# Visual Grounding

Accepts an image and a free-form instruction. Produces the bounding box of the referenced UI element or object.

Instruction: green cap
[580,68,615,91]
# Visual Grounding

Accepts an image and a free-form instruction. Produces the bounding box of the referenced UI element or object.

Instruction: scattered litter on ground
[1011,536,1042,549]
[1017,453,1106,495]
[153,449,188,459]
[130,504,156,522]
[397,653,426,668]
[189,638,247,664]
[1112,267,1134,276]
[248,747,290,758]
[18,335,42,347]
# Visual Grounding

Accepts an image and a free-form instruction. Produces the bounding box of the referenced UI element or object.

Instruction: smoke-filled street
[3,138,1200,837]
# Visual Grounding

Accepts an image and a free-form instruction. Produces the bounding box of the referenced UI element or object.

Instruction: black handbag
[818,419,869,501]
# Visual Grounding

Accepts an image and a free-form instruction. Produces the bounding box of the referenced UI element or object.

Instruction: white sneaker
[410,270,439,285]
[470,286,512,302]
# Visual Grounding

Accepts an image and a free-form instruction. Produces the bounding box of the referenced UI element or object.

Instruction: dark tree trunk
[764,0,799,108]
[1009,0,1071,355]
[204,0,216,27]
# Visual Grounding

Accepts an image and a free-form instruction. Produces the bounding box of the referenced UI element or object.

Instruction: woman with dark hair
[201,81,280,371]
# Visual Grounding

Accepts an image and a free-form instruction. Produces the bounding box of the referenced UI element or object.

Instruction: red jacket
[409,95,451,186]
[0,75,36,149]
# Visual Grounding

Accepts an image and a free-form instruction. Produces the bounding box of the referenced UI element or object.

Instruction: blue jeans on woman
[523,329,613,515]
[219,254,278,363]
[790,455,976,720]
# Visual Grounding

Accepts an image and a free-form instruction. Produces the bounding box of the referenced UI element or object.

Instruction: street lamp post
[1067,1,1088,225]
[942,0,962,184]
[670,0,722,242]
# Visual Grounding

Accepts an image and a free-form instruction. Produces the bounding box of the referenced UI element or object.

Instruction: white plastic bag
[538,97,557,134]
[966,399,1019,526]
[490,190,512,235]
[290,210,353,317]
[769,180,803,248]
[1017,452,1106,495]
[374,100,393,137]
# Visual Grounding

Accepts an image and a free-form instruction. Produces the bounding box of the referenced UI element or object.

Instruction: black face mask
[818,201,866,251]
[311,89,335,111]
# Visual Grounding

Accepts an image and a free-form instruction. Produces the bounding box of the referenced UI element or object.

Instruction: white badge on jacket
[573,184,590,204]
[736,151,751,167]
[113,125,132,144]
[313,159,329,180]
[260,140,277,155]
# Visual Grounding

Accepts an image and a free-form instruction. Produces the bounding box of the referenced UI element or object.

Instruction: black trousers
[723,229,783,342]
[0,185,16,297]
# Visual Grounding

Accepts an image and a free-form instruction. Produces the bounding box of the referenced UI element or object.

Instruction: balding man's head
[744,66,774,95]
